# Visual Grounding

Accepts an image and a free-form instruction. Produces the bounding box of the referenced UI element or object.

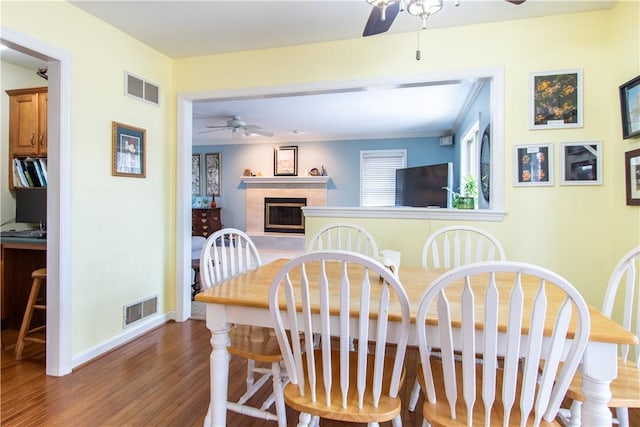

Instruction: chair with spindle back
[416,261,590,426]
[306,222,380,259]
[408,225,507,411]
[421,225,506,269]
[559,246,640,427]
[200,228,286,426]
[268,250,411,426]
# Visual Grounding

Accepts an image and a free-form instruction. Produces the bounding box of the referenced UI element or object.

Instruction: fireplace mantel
[241,176,330,187]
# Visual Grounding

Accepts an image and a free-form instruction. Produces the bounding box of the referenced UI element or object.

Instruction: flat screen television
[15,188,47,225]
[395,162,453,208]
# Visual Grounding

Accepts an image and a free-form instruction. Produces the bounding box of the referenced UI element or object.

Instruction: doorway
[1,27,73,376]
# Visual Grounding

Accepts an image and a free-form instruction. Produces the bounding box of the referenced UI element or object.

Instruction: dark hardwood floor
[2,320,637,426]
[1,320,424,426]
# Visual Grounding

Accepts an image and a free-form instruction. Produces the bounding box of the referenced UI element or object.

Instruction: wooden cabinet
[192,208,222,238]
[6,87,48,189]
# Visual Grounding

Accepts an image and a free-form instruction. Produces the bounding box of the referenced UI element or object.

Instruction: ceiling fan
[363,0,526,37]
[201,116,274,137]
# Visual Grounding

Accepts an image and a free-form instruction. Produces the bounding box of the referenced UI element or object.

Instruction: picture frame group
[112,121,146,178]
[514,141,603,187]
[192,152,221,197]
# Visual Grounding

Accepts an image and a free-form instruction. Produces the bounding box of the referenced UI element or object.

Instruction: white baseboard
[71,312,173,369]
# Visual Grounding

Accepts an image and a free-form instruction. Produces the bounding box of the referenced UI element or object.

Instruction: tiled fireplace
[242,176,329,236]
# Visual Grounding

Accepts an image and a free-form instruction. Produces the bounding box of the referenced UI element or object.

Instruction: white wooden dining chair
[559,246,640,427]
[421,225,506,269]
[268,250,411,427]
[416,261,591,427]
[200,227,287,426]
[306,222,380,259]
[409,225,507,411]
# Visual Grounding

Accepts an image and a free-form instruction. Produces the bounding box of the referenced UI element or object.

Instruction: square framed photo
[274,145,298,176]
[205,152,221,196]
[112,122,146,177]
[514,144,554,186]
[530,69,583,129]
[192,154,201,196]
[560,141,602,185]
[619,75,640,139]
[625,148,640,206]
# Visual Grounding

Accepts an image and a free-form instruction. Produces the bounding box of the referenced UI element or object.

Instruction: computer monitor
[15,188,47,226]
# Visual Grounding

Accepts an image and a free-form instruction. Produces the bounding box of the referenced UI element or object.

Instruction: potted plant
[443,175,478,209]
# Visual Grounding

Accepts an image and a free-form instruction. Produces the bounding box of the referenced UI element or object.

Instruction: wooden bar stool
[14,268,47,360]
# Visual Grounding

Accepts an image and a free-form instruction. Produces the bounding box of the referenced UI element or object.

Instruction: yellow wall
[2,1,175,356]
[2,0,639,361]
[176,4,640,308]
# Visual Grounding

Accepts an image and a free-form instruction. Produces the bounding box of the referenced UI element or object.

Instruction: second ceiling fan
[363,0,526,37]
[202,116,273,138]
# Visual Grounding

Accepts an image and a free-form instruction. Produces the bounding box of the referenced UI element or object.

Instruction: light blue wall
[453,81,491,209]
[193,136,454,230]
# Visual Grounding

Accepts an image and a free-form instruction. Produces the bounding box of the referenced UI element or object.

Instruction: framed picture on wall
[274,146,298,176]
[192,154,201,196]
[205,152,221,196]
[530,69,583,129]
[619,75,640,139]
[112,122,146,178]
[513,143,554,186]
[625,148,640,205]
[560,141,602,185]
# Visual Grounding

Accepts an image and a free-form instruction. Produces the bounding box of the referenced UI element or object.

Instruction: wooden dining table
[195,258,638,426]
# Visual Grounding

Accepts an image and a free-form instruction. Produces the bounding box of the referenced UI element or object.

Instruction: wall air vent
[123,295,158,327]
[124,71,160,106]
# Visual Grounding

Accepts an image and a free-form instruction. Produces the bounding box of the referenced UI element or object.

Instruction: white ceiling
[3,1,617,145]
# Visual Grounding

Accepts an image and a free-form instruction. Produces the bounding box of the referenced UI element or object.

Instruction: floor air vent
[124,295,158,327]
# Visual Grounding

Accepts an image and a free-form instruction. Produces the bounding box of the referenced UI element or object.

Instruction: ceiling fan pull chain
[416,31,421,61]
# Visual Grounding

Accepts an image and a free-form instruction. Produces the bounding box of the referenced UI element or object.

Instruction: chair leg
[246,359,256,389]
[408,378,421,412]
[567,400,582,427]
[297,412,313,427]
[616,407,629,427]
[14,275,43,360]
[270,361,287,427]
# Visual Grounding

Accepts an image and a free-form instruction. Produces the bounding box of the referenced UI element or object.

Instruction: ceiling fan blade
[198,127,229,134]
[206,125,232,129]
[250,129,273,137]
[363,1,400,37]
[243,124,273,137]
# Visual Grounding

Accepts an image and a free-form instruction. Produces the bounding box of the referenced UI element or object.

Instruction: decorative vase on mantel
[210,195,217,208]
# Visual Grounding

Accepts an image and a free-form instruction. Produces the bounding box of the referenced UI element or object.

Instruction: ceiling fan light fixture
[407,0,443,28]
[366,0,397,21]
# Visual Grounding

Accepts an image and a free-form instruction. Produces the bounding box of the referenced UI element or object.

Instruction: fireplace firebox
[264,197,307,233]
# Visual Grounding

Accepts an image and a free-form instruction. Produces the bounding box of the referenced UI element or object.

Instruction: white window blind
[360,149,406,207]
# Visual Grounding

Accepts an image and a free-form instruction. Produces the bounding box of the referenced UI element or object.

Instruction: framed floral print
[514,143,554,186]
[530,69,583,129]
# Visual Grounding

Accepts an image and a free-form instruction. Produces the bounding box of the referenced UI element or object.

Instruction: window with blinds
[360,149,407,207]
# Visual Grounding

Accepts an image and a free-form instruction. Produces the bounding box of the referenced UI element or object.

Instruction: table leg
[580,341,615,426]
[204,304,231,427]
